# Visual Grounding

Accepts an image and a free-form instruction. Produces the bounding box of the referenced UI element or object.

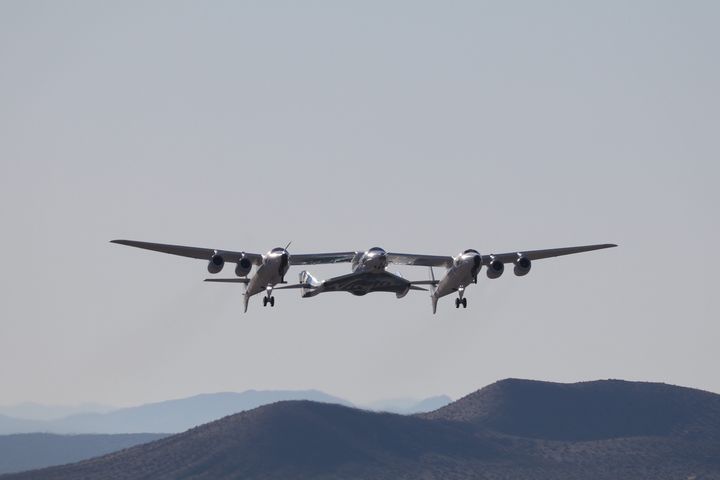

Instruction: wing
[289,252,356,266]
[386,253,454,268]
[110,239,264,265]
[482,243,617,264]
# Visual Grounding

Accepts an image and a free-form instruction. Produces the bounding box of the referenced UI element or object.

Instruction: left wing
[386,253,453,268]
[482,243,617,264]
[111,239,264,265]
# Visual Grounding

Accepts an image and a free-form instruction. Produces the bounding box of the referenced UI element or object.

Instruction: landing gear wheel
[262,297,268,307]
[455,298,460,308]
[269,296,275,307]
[462,298,467,308]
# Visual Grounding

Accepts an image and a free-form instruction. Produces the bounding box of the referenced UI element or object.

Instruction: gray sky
[0,1,718,407]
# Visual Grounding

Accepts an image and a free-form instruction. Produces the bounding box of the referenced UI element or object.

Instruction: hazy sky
[1,1,718,407]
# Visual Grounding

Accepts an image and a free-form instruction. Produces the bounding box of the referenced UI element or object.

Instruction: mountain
[3,379,720,479]
[363,395,453,414]
[422,378,720,441]
[0,433,167,475]
[0,403,115,422]
[0,390,350,435]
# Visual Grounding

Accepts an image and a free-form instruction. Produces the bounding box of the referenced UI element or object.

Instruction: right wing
[482,243,617,265]
[111,240,264,265]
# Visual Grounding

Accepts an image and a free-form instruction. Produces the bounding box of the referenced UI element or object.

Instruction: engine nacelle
[513,256,531,276]
[486,259,504,279]
[207,254,225,274]
[235,256,252,277]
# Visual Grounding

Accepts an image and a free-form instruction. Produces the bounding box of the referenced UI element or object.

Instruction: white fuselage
[433,251,482,299]
[245,249,289,297]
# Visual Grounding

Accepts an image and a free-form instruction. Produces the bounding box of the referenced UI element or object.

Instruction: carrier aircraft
[111,240,616,313]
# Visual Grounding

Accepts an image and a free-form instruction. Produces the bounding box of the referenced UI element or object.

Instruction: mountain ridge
[0,390,449,435]
[3,378,720,479]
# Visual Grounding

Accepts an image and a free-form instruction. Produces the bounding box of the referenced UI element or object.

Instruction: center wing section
[110,239,264,265]
[289,252,356,266]
[481,243,617,265]
[386,253,454,268]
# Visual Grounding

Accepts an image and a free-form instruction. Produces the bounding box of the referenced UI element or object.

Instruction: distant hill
[0,403,114,422]
[0,390,350,435]
[4,379,720,480]
[0,433,167,475]
[363,395,452,414]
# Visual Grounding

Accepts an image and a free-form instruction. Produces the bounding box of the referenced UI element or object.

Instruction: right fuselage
[433,249,482,299]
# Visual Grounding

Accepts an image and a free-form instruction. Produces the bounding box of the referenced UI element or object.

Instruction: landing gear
[263,286,275,307]
[455,287,467,309]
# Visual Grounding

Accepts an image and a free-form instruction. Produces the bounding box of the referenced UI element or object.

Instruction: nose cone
[365,247,388,269]
[472,254,481,274]
[461,250,482,276]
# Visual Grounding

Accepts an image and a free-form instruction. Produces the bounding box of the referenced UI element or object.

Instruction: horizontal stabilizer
[204,278,250,284]
[410,280,440,286]
[408,285,428,291]
[273,284,310,290]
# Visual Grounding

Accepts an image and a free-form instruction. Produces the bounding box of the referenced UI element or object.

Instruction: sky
[0,1,718,408]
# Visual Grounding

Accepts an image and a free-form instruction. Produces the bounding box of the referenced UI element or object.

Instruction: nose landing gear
[263,286,275,307]
[455,286,468,309]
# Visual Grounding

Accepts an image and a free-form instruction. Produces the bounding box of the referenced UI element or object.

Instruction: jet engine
[486,259,504,279]
[513,256,532,276]
[207,253,225,274]
[235,256,252,277]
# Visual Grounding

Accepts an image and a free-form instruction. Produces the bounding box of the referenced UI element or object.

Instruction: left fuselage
[245,248,290,297]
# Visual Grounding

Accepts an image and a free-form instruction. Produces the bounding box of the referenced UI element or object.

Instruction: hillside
[422,378,720,441]
[0,433,167,475]
[3,379,720,480]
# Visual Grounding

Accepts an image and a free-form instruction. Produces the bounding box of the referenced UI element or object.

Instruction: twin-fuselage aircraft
[111,240,616,313]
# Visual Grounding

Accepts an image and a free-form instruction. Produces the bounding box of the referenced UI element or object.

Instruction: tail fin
[429,267,438,314]
[299,270,322,298]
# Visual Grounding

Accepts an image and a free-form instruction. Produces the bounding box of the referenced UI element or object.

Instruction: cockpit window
[271,247,286,253]
[463,249,479,255]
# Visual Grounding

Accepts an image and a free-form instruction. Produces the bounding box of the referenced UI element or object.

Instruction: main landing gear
[455,286,468,308]
[263,286,275,307]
